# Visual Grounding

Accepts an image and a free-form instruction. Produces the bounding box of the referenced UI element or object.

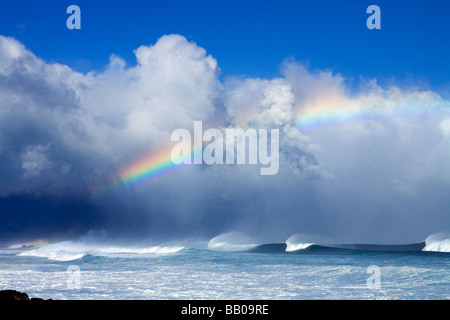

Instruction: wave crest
[8,239,48,249]
[18,240,184,261]
[285,234,314,252]
[207,232,258,251]
[423,233,450,253]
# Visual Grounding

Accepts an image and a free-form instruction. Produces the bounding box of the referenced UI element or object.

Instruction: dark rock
[0,290,29,300]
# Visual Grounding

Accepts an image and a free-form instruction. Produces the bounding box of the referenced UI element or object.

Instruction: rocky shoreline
[0,290,50,301]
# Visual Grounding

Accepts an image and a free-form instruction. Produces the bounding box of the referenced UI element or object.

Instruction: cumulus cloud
[0,34,449,243]
[224,77,323,177]
[0,34,222,195]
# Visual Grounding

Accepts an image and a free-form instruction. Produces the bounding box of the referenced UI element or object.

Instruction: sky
[0,0,449,245]
[1,0,449,86]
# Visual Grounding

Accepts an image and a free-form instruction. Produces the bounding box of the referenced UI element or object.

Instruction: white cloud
[439,117,450,138]
[223,77,323,177]
[0,36,27,75]
[0,34,225,195]
[0,34,449,242]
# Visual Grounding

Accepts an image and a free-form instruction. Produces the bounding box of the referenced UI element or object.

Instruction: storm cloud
[0,34,449,244]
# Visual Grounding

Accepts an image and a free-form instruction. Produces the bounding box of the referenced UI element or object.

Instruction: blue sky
[1,0,449,87]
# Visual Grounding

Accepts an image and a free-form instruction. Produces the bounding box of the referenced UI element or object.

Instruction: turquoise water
[0,243,448,300]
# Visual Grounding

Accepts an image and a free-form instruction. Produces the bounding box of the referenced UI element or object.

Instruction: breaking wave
[207,232,258,251]
[13,232,448,261]
[248,233,449,254]
[285,234,314,252]
[422,233,450,253]
[17,240,184,261]
[8,239,48,249]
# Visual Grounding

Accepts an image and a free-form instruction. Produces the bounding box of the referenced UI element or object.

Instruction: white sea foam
[18,241,86,261]
[285,242,314,252]
[423,233,450,253]
[207,232,258,251]
[17,240,184,261]
[285,234,314,252]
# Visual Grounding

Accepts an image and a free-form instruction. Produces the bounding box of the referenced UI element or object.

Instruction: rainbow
[296,104,388,130]
[93,93,449,196]
[295,93,449,131]
[92,145,193,197]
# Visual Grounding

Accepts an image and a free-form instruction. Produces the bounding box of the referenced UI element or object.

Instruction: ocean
[0,235,449,300]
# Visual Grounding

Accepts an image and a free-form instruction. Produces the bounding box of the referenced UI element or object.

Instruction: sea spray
[423,233,450,253]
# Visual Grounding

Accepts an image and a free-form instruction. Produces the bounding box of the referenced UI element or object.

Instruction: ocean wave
[207,232,258,251]
[13,233,448,261]
[17,240,184,261]
[250,232,435,254]
[8,239,48,249]
[285,242,314,251]
[422,233,450,253]
[335,242,426,252]
[250,242,429,254]
[285,234,315,252]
